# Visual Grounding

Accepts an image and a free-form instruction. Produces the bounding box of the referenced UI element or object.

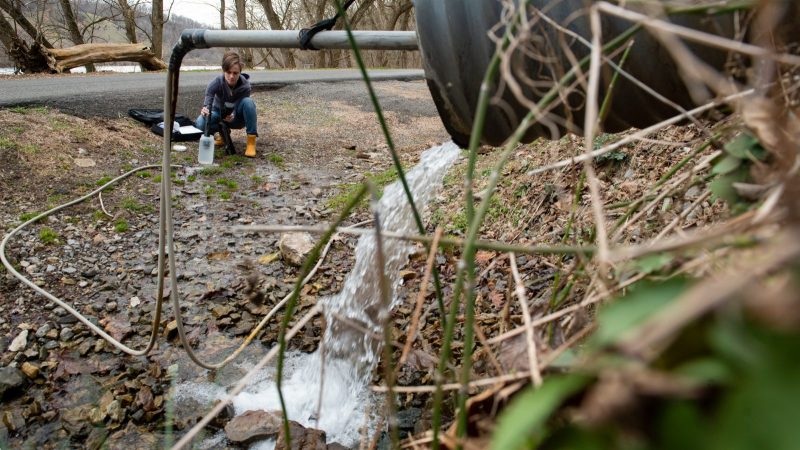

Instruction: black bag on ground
[128,108,203,142]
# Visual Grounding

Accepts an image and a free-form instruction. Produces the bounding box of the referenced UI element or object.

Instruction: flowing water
[178,141,461,448]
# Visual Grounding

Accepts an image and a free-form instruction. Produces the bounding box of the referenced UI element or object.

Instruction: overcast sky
[168,0,221,28]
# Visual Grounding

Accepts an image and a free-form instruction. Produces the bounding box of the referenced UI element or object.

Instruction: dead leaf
[207,251,231,261]
[475,250,496,265]
[489,291,505,308]
[257,252,280,265]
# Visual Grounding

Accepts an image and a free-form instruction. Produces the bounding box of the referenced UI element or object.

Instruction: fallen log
[45,43,166,73]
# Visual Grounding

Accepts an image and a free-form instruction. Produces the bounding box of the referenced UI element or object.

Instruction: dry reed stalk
[528,88,756,175]
[618,233,800,359]
[508,252,543,386]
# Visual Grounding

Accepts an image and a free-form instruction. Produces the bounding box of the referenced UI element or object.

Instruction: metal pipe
[158,27,420,371]
[179,29,418,51]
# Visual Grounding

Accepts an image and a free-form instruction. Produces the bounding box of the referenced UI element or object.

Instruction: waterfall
[185,141,461,449]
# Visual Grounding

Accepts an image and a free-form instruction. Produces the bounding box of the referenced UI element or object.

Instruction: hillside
[0,0,225,68]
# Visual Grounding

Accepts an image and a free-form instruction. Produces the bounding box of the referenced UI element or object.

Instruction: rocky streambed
[0,80,449,448]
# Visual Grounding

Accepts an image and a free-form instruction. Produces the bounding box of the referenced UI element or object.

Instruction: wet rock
[106,399,125,423]
[105,422,160,450]
[279,232,315,267]
[61,405,90,434]
[86,426,109,450]
[9,329,28,352]
[89,406,106,424]
[135,386,155,412]
[209,400,235,430]
[25,399,42,419]
[21,361,40,379]
[211,305,234,318]
[225,409,283,443]
[35,323,51,338]
[60,327,75,341]
[397,407,422,431]
[275,420,326,450]
[2,409,25,432]
[164,320,178,338]
[0,366,27,399]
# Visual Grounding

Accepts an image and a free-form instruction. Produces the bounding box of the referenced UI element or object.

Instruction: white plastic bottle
[198,117,215,165]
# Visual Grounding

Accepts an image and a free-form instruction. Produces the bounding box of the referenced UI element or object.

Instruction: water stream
[178,141,461,448]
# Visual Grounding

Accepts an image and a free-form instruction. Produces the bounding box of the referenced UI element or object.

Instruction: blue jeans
[195,97,258,136]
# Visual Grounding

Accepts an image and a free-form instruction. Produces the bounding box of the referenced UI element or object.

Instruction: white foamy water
[179,141,461,448]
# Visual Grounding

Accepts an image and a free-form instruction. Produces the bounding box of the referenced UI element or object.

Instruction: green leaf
[712,155,742,175]
[710,166,750,207]
[675,358,733,385]
[490,374,592,450]
[635,253,674,275]
[709,176,739,206]
[723,134,759,159]
[593,278,689,347]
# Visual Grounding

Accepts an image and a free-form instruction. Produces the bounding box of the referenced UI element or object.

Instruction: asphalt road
[0,68,424,119]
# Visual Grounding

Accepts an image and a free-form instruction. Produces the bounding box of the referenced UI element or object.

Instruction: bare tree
[255,0,295,68]
[0,0,53,47]
[116,0,138,43]
[150,0,163,59]
[58,0,96,71]
[234,0,252,67]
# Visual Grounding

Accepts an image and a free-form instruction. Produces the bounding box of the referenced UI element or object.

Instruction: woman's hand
[223,113,234,123]
[200,106,210,117]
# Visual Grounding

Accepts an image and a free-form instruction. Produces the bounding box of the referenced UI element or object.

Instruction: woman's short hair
[222,51,242,72]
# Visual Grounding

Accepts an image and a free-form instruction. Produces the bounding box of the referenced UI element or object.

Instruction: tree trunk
[219,0,226,30]
[45,43,166,72]
[0,9,16,51]
[0,0,53,48]
[58,0,95,72]
[150,0,163,60]
[234,0,253,67]
[116,0,138,44]
[255,0,295,68]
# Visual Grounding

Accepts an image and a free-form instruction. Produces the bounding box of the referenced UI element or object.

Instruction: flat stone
[278,232,315,267]
[74,158,96,167]
[0,366,27,399]
[21,362,39,379]
[275,420,327,450]
[60,327,74,341]
[224,409,283,443]
[35,323,51,338]
[9,329,28,352]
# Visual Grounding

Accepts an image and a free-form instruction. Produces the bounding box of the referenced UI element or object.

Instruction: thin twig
[619,234,800,359]
[508,252,542,386]
[597,2,800,66]
[527,89,755,175]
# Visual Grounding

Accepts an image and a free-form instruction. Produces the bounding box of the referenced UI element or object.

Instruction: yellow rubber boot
[214,133,224,146]
[245,134,257,158]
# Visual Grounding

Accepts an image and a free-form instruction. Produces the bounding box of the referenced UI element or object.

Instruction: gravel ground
[0,79,449,449]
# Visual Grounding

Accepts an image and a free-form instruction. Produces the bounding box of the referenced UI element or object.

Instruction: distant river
[0,65,240,75]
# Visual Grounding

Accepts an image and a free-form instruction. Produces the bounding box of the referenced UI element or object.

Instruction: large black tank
[415,0,741,146]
